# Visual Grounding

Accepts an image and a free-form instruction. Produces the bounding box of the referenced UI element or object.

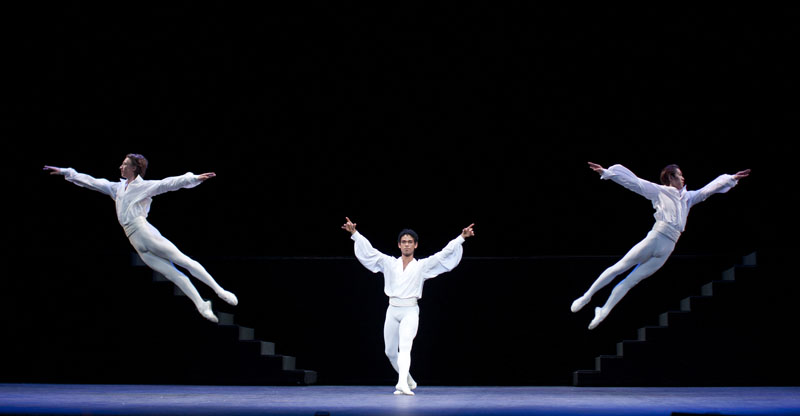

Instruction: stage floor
[1,384,799,416]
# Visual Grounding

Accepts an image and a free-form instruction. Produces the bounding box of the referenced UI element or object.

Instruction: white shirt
[60,168,201,232]
[600,164,739,241]
[351,231,465,300]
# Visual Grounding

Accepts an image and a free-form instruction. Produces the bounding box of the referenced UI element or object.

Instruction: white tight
[128,221,225,311]
[584,230,676,316]
[384,305,419,390]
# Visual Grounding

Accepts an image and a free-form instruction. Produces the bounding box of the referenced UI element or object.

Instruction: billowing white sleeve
[142,173,202,198]
[600,164,662,201]
[420,235,465,279]
[351,231,391,274]
[61,168,117,199]
[687,174,738,208]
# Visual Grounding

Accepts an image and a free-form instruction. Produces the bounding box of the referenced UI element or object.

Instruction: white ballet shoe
[198,300,219,323]
[217,290,238,306]
[571,295,591,313]
[408,374,417,390]
[393,386,415,396]
[588,307,607,330]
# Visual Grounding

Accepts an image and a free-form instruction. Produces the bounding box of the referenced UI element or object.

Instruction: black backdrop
[4,4,797,385]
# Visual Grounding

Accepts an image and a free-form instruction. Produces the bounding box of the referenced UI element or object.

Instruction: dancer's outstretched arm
[144,172,216,198]
[588,161,662,201]
[420,223,475,279]
[44,165,116,197]
[343,217,391,273]
[687,169,750,207]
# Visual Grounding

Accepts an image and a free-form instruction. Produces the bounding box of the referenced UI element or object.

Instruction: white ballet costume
[351,231,465,395]
[572,164,739,329]
[58,168,237,322]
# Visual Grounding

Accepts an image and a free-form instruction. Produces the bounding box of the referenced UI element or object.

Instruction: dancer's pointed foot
[217,290,238,306]
[198,300,219,323]
[588,307,607,330]
[571,295,591,313]
[408,374,417,390]
[393,386,415,396]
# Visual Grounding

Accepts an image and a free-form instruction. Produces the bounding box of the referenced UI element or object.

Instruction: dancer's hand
[342,217,357,234]
[587,162,605,173]
[461,223,475,239]
[733,169,751,180]
[197,172,216,181]
[43,165,62,175]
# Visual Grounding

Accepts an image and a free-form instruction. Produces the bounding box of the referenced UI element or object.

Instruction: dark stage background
[3,4,798,386]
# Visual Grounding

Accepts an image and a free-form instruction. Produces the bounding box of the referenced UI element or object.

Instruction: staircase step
[722,265,758,282]
[679,296,714,313]
[701,280,736,296]
[595,355,623,372]
[284,369,318,385]
[218,312,235,325]
[243,355,296,375]
[616,340,648,358]
[238,340,276,356]
[638,326,669,342]
[573,370,603,387]
[659,311,692,327]
[238,326,255,341]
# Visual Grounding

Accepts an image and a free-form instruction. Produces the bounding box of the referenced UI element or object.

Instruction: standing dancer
[571,162,750,330]
[44,154,237,323]
[342,217,474,395]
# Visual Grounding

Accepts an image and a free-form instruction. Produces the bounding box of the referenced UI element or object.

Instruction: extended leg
[588,238,674,329]
[137,250,218,323]
[572,233,658,313]
[144,226,237,306]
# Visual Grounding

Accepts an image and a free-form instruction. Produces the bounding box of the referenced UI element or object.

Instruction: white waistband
[389,297,418,307]
[652,221,681,243]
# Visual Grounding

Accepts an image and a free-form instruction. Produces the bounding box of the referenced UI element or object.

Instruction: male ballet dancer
[342,217,474,395]
[44,154,237,323]
[571,162,750,329]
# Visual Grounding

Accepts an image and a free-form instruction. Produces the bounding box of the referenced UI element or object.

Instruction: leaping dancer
[342,217,474,395]
[44,154,237,323]
[571,162,750,330]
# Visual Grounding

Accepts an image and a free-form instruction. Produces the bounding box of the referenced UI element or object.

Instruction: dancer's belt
[122,216,149,238]
[652,221,681,243]
[389,297,418,307]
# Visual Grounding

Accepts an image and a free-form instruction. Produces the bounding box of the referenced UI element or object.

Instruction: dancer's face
[670,169,685,189]
[398,234,418,258]
[120,157,137,180]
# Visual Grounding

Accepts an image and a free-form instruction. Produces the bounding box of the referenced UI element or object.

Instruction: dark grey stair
[637,326,669,342]
[616,340,649,358]
[658,310,692,327]
[679,296,715,313]
[238,340,276,356]
[700,280,736,296]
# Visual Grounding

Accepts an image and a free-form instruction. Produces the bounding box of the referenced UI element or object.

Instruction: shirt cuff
[455,235,466,244]
[350,231,361,241]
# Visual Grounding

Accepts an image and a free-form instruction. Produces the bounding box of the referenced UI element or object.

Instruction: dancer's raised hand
[461,223,475,239]
[342,217,357,234]
[197,172,216,181]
